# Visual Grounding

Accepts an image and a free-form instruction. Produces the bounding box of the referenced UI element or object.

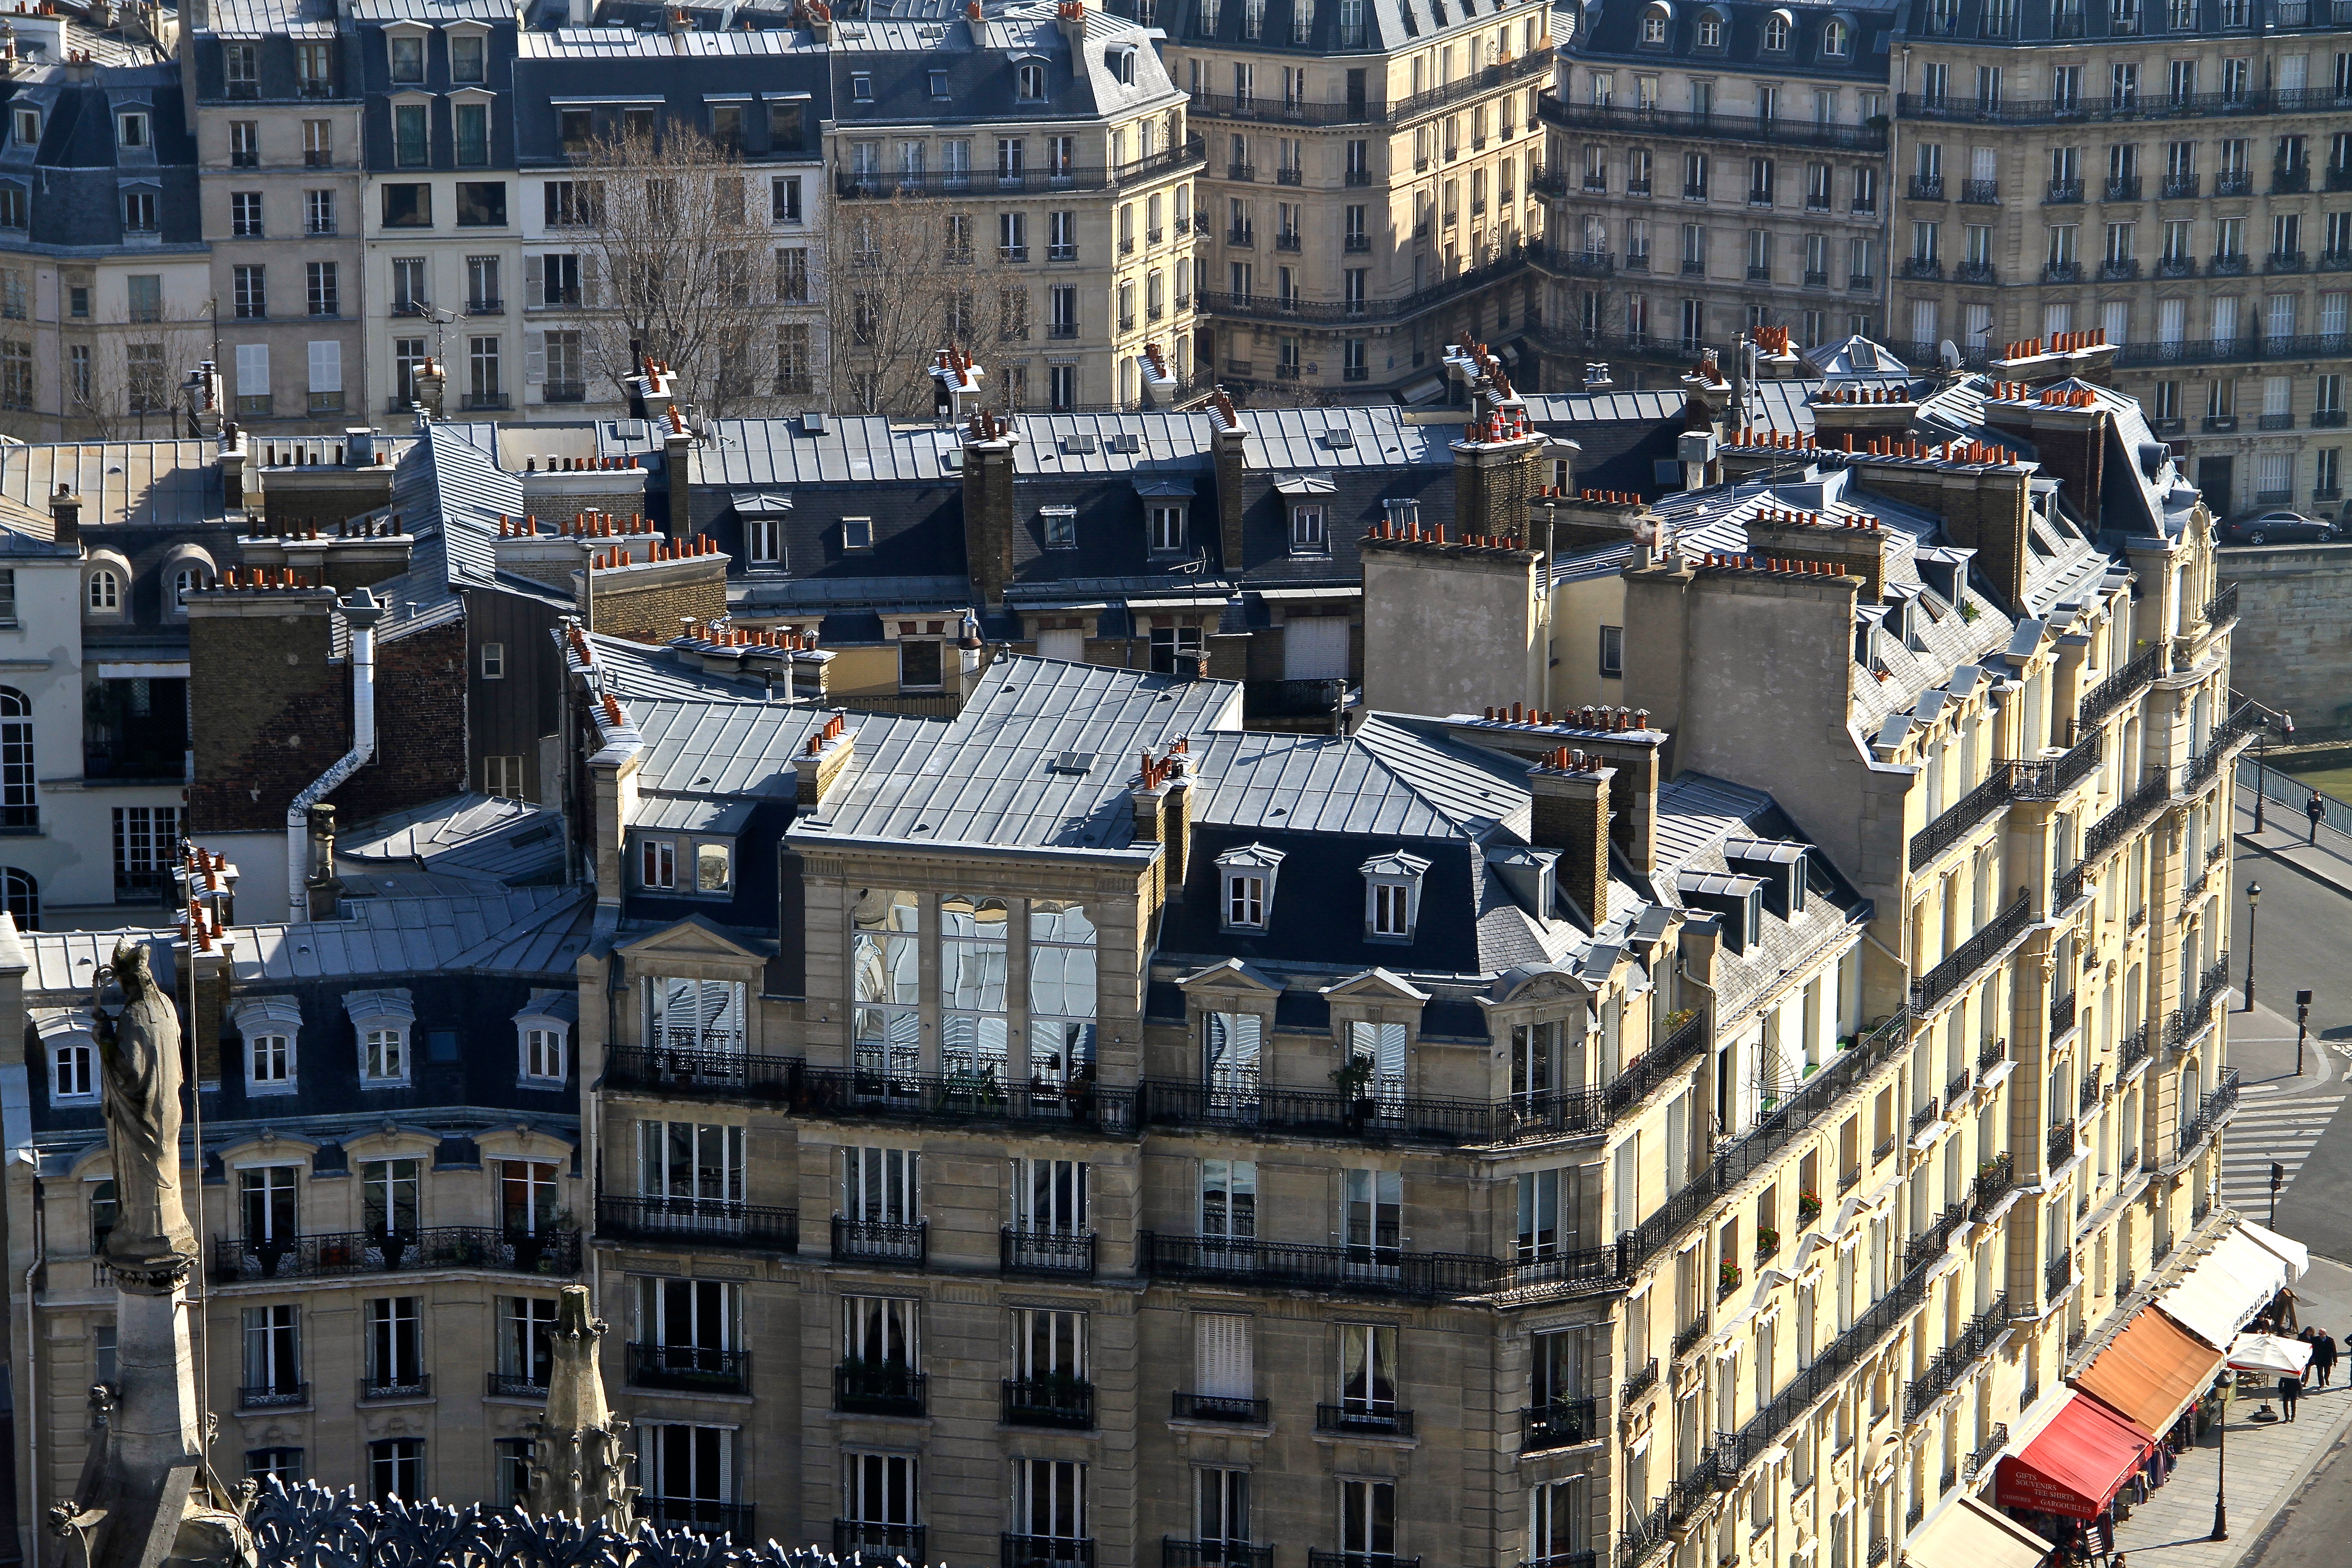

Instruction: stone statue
[93,940,197,1287]
[47,940,254,1568]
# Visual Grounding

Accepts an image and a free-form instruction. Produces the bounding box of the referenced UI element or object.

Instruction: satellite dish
[1939,339,1963,371]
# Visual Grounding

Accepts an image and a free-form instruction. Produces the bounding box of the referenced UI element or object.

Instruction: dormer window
[514,991,575,1084]
[345,989,416,1085]
[1382,497,1421,531]
[1111,48,1139,85]
[1290,504,1327,554]
[233,997,304,1096]
[852,73,874,102]
[1017,62,1048,100]
[1217,843,1286,930]
[38,1011,96,1101]
[116,112,149,149]
[1823,16,1850,54]
[1149,504,1187,553]
[389,34,426,83]
[1697,10,1724,45]
[13,108,38,147]
[930,70,951,98]
[1764,10,1791,48]
[1640,6,1667,43]
[1361,849,1431,940]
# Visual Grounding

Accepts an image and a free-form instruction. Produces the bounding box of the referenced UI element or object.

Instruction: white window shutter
[1195,1313,1251,1398]
[235,343,268,396]
[307,339,341,394]
[524,253,543,302]
[525,329,546,384]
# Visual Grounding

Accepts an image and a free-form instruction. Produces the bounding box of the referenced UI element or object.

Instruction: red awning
[1994,1395,2154,1519]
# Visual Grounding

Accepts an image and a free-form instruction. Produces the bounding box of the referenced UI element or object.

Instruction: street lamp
[2245,882,2263,1012]
[2298,989,2314,1078]
[2213,1372,2231,1540]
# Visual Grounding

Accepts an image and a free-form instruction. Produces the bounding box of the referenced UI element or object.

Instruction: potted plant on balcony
[1062,1061,1097,1126]
[1798,1190,1823,1223]
[314,1236,351,1270]
[509,1206,568,1274]
[1719,1260,1743,1295]
[1755,1226,1781,1259]
[1332,1054,1375,1126]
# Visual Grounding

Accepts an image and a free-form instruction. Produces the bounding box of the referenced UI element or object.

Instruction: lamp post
[2213,1372,2231,1540]
[2245,882,2264,1012]
[2298,989,2313,1078]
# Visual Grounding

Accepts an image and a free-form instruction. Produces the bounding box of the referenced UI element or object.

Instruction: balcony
[2044,260,2084,282]
[1274,231,1301,252]
[1166,1544,1272,1568]
[1947,1066,1974,1105]
[2045,1251,2073,1303]
[2316,408,2349,426]
[1674,1319,1708,1359]
[1909,1098,1943,1141]
[1747,190,1775,208]
[2103,176,2142,201]
[2161,175,2200,199]
[2121,1024,2152,1077]
[1308,1555,1418,1568]
[1964,1425,2011,1483]
[2098,258,2142,280]
[1277,167,1303,186]
[1002,1226,1096,1277]
[459,393,510,412]
[598,1196,797,1254]
[1140,1233,1506,1300]
[238,1382,309,1411]
[833,1215,928,1266]
[1344,235,1371,253]
[358,1374,431,1403]
[2157,255,2198,278]
[2080,1068,2104,1114]
[211,1226,580,1284]
[2205,414,2239,432]
[2047,179,2084,203]
[1960,179,1999,203]
[1003,1376,1096,1429]
[1804,268,1831,287]
[2047,1122,2077,1171]
[1006,1539,1096,1568]
[835,1361,926,1416]
[1955,260,1999,284]
[838,137,1205,199]
[1540,95,1887,152]
[1173,1391,1269,1423]
[1142,1078,1603,1147]
[1849,273,1876,289]
[544,382,588,404]
[641,1500,753,1539]
[2275,167,2312,195]
[1519,1397,1598,1450]
[1979,1036,2007,1074]
[1228,162,1258,181]
[2260,411,2297,430]
[1226,226,1255,247]
[836,1523,925,1562]
[654,1056,1137,1133]
[1909,893,2031,1014]
[1971,1152,2017,1219]
[1903,1294,2012,1420]
[1900,257,1944,279]
[467,297,503,315]
[486,1372,546,1399]
[2177,1068,2240,1160]
[2051,987,2080,1038]
[1908,175,1946,200]
[2269,250,2308,274]
[1682,184,1708,201]
[628,1342,750,1394]
[1681,258,1706,274]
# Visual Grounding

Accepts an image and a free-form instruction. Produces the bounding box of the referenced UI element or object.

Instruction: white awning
[2227,1332,2313,1376]
[2239,1218,2311,1281]
[2155,1228,2291,1350]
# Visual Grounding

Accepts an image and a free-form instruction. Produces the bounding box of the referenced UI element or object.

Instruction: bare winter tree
[564,124,810,419]
[56,314,217,441]
[824,194,1016,418]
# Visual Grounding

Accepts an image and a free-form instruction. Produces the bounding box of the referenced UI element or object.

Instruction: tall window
[1345,1168,1401,1266]
[49,1024,92,1101]
[239,1166,297,1241]
[648,978,746,1054]
[639,1122,746,1211]
[844,1146,920,1224]
[499,1159,559,1235]
[480,1300,553,1405]
[1011,1158,1088,1234]
[852,891,921,1083]
[1338,1323,1397,1415]
[240,1304,303,1401]
[1029,902,1098,1085]
[1013,1459,1088,1550]
[361,1158,420,1239]
[843,1454,919,1551]
[1341,1480,1396,1563]
[1203,1014,1262,1114]
[365,1297,424,1395]
[940,895,1010,1081]
[1200,1159,1256,1240]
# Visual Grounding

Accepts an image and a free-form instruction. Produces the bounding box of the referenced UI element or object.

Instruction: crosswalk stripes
[2219,1091,2346,1210]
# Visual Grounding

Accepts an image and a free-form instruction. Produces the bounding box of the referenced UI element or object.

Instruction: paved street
[2233,786,2352,1266]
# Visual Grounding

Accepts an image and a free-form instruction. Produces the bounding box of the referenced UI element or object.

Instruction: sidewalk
[2235,784,2352,902]
[2106,1254,2352,1568]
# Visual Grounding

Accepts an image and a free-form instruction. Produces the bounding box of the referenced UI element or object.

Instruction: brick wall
[260,476,397,533]
[187,593,348,833]
[332,614,469,820]
[521,490,652,529]
[590,568,727,643]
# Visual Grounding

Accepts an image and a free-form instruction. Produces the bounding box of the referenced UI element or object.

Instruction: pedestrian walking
[2308,790,2327,844]
[2320,1333,2341,1388]
[2283,1372,2303,1421]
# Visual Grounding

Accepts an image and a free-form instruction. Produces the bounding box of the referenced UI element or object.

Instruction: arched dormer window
[0,689,34,830]
[1697,8,1725,45]
[37,1009,97,1101]
[1764,8,1793,48]
[233,996,304,1096]
[1017,61,1049,100]
[1639,1,1671,43]
[1823,15,1851,54]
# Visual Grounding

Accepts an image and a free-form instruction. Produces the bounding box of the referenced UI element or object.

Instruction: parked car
[2222,510,2340,545]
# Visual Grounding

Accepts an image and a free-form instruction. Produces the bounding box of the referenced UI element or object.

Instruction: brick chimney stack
[1979,380,2110,523]
[1744,505,1895,602]
[1823,434,2038,614]
[1442,340,1546,544]
[797,712,858,808]
[1207,390,1248,576]
[1528,749,1613,926]
[1131,742,1193,907]
[48,483,79,554]
[961,405,1020,607]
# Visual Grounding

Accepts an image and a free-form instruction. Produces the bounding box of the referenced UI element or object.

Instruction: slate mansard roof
[1564,0,1901,78]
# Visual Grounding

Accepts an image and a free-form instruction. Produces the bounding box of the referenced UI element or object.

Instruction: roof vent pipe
[287,587,384,920]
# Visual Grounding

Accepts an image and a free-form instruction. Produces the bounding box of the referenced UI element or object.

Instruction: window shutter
[1195,1313,1252,1398]
[306,339,340,394]
[525,330,546,384]
[235,343,268,396]
[524,253,543,301]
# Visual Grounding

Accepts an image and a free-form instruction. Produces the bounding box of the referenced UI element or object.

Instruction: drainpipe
[21,1176,39,1568]
[286,587,385,920]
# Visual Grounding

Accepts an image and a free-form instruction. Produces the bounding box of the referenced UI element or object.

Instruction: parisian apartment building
[0,327,2266,1568]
